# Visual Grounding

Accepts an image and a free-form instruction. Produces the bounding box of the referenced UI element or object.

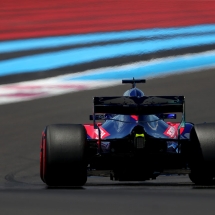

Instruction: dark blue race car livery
[40,79,215,186]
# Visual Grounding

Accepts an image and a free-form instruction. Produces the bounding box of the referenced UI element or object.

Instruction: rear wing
[92,96,185,153]
[93,96,185,115]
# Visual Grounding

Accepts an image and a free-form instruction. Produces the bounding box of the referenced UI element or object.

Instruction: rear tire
[189,169,213,185]
[189,123,215,185]
[40,124,87,186]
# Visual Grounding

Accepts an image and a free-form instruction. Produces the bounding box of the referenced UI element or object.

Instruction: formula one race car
[40,79,215,186]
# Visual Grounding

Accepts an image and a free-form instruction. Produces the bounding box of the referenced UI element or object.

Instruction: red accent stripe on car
[84,124,110,139]
[131,115,138,121]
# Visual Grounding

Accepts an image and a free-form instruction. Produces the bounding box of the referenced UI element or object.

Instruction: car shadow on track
[46,181,215,189]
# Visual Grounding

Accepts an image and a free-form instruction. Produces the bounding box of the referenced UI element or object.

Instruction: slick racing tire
[40,124,87,186]
[189,168,213,185]
[189,123,215,185]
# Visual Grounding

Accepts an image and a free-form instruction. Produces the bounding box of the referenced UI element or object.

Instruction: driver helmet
[123,88,144,97]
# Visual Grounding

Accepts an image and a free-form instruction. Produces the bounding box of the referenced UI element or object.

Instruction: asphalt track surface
[1,69,215,214]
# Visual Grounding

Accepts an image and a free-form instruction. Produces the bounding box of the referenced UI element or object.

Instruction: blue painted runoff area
[0,33,215,76]
[62,51,215,81]
[1,24,215,53]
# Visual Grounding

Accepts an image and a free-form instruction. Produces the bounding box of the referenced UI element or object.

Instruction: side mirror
[157,113,176,119]
[89,115,105,120]
[163,113,177,119]
[89,114,114,120]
